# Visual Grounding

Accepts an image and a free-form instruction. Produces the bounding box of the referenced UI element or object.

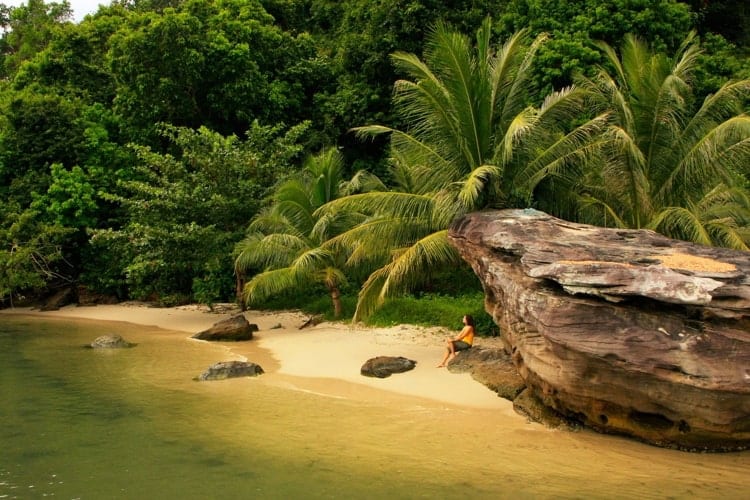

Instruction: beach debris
[196,360,264,381]
[88,334,134,349]
[192,314,258,341]
[299,315,323,329]
[360,356,416,378]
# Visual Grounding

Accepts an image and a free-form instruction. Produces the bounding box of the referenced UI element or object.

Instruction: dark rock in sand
[448,208,750,451]
[40,287,75,311]
[447,347,526,401]
[76,286,119,306]
[89,334,134,348]
[299,315,323,329]
[196,360,264,381]
[192,314,258,341]
[361,356,417,378]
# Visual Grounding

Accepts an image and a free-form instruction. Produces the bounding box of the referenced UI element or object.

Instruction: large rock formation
[447,347,526,401]
[448,209,750,451]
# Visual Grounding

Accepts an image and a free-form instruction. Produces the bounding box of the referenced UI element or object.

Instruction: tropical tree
[0,0,73,77]
[234,148,380,317]
[574,32,750,249]
[498,0,695,92]
[0,200,73,305]
[88,123,303,302]
[320,18,608,320]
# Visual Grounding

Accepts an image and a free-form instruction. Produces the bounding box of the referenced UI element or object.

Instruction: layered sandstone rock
[448,208,750,451]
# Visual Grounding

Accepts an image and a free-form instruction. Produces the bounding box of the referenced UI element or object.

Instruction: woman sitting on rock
[437,315,475,367]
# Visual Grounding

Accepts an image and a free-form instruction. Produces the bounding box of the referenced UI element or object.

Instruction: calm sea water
[1,315,749,499]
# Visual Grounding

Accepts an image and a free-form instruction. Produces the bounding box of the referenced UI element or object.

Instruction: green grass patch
[368,292,498,336]
[252,289,499,337]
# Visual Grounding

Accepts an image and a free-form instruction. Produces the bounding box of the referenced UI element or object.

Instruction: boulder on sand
[196,361,264,381]
[361,356,417,378]
[192,314,258,341]
[89,334,134,348]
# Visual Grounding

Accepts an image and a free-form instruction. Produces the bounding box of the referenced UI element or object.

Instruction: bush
[250,289,499,336]
[368,292,499,336]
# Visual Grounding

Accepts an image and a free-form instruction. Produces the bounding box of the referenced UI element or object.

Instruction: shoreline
[0,303,513,411]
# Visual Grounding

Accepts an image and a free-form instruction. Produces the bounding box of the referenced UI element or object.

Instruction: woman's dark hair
[464,315,475,326]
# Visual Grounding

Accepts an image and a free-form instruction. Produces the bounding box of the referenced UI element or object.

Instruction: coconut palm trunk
[328,285,342,318]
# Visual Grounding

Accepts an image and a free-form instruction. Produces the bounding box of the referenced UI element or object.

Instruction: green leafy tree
[0,0,72,77]
[0,89,86,202]
[498,0,695,92]
[0,201,73,305]
[322,19,607,320]
[89,122,307,301]
[687,0,750,46]
[574,33,750,248]
[106,0,329,143]
[11,14,123,104]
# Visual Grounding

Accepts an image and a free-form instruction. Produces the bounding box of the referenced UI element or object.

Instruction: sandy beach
[0,302,512,411]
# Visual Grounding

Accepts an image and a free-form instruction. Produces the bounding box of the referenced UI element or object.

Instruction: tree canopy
[1,0,750,314]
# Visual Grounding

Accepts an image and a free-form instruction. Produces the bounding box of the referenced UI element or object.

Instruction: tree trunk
[235,272,246,311]
[329,286,342,318]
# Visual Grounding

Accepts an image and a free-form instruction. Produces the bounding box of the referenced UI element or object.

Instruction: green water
[1,315,749,499]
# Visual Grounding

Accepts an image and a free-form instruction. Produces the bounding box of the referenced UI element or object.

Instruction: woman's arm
[454,326,471,341]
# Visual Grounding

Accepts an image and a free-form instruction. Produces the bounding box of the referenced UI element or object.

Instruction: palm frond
[670,30,701,84]
[304,148,344,207]
[510,113,611,203]
[341,170,388,195]
[248,209,302,238]
[647,206,713,246]
[455,165,502,211]
[324,215,439,270]
[353,230,459,321]
[318,266,349,290]
[497,106,537,167]
[658,116,750,205]
[234,232,309,272]
[316,191,436,221]
[705,221,750,250]
[242,267,307,305]
[290,246,334,275]
[497,31,547,130]
[577,194,629,228]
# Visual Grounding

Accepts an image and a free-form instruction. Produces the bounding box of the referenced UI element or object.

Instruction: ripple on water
[2,315,750,499]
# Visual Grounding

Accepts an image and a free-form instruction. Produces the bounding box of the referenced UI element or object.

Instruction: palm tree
[575,32,750,248]
[233,148,373,317]
[319,18,608,320]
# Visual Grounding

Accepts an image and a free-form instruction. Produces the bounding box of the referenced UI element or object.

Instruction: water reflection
[1,315,748,499]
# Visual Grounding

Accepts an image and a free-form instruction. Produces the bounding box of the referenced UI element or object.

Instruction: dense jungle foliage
[2,0,750,322]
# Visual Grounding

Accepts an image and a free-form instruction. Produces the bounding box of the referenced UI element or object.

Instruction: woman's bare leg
[437,340,455,367]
